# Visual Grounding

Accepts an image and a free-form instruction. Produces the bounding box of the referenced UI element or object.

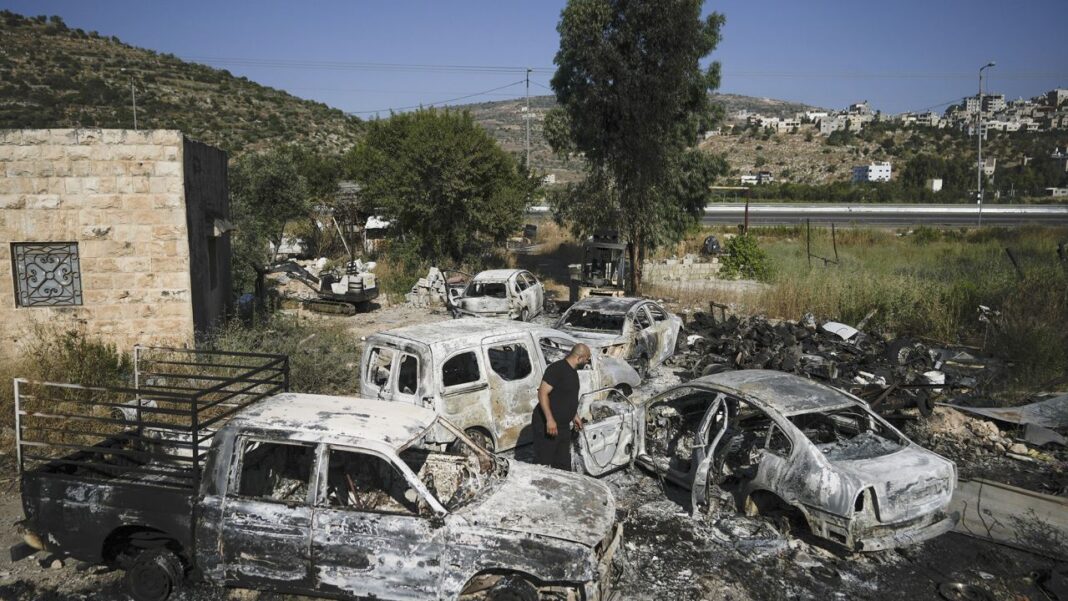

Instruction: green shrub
[720,234,772,281]
[0,327,131,428]
[203,314,362,395]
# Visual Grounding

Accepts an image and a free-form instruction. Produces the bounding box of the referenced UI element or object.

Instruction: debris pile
[406,267,450,308]
[674,311,998,416]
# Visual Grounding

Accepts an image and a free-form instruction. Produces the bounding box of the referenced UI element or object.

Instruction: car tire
[486,575,539,601]
[636,355,650,380]
[125,548,184,601]
[465,428,496,453]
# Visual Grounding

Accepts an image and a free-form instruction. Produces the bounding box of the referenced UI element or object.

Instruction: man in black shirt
[532,343,591,470]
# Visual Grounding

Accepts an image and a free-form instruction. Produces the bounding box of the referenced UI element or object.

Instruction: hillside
[0,12,362,154]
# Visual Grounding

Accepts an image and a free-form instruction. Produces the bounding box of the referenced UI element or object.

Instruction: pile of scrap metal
[267,258,378,314]
[675,310,1000,417]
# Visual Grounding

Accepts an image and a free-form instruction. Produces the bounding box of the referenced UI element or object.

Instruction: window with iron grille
[11,242,84,307]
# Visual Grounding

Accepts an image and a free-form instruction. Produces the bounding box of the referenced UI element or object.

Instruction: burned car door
[220,438,317,590]
[641,387,726,489]
[482,333,540,448]
[645,304,678,365]
[704,398,793,504]
[364,345,422,403]
[631,306,657,369]
[439,350,493,446]
[520,271,544,317]
[312,447,445,598]
[575,389,638,476]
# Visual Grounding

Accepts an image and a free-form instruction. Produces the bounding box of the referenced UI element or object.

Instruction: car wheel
[636,355,650,380]
[465,428,496,453]
[125,548,183,601]
[486,575,538,601]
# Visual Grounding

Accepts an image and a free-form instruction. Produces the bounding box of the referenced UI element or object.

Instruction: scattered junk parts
[676,307,1003,419]
[568,230,628,303]
[572,369,959,551]
[267,256,378,314]
[10,347,623,601]
[360,317,641,453]
[556,296,683,378]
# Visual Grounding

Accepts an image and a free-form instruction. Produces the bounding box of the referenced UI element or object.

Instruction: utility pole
[131,81,138,130]
[977,61,995,226]
[525,67,532,169]
[121,68,137,130]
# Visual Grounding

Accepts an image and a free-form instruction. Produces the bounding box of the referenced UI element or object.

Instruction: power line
[348,79,527,115]
[183,56,555,75]
[182,56,1063,81]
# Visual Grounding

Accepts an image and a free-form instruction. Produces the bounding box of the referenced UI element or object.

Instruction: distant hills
[0,11,362,154]
[5,10,1058,195]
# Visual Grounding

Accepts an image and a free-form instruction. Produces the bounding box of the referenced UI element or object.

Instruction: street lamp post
[977,61,995,226]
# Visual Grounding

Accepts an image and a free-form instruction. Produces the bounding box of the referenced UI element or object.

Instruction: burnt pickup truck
[11,347,622,601]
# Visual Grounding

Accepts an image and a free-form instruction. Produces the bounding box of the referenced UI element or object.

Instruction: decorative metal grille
[11,242,83,307]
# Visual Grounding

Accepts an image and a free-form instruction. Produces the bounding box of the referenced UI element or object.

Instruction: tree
[547,0,727,293]
[229,149,309,295]
[346,108,535,265]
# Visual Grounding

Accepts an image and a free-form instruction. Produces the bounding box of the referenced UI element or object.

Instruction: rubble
[672,310,1000,417]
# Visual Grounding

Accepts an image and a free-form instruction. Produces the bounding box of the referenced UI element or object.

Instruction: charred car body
[573,369,958,551]
[361,318,641,452]
[555,297,682,377]
[449,269,544,322]
[11,349,622,601]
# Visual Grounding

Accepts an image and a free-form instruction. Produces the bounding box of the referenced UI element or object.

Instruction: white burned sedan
[555,297,681,377]
[574,370,958,551]
[451,269,544,322]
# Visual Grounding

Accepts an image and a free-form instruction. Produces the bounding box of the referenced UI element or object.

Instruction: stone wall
[642,258,721,283]
[0,129,195,358]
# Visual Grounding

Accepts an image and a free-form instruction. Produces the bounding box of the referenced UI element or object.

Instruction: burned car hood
[829,445,955,522]
[457,461,615,547]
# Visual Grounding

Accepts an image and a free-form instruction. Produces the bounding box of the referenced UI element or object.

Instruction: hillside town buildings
[732,88,1067,139]
[852,161,892,183]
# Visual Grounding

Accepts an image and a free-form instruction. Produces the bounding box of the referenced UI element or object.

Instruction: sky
[4,1,1067,116]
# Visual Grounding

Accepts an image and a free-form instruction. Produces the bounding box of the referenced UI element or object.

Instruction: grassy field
[658,225,1068,390]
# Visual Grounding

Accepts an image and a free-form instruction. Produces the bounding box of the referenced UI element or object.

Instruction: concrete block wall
[0,129,195,358]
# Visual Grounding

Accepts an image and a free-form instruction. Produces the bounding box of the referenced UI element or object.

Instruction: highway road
[528,203,1068,227]
[698,203,1068,227]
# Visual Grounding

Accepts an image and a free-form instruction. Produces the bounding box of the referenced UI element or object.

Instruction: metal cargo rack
[13,346,289,491]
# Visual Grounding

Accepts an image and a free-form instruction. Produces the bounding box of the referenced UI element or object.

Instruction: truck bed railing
[14,345,289,491]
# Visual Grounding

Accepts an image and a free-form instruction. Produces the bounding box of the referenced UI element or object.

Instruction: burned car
[555,297,682,377]
[450,269,544,321]
[361,318,640,452]
[11,351,622,601]
[574,370,958,551]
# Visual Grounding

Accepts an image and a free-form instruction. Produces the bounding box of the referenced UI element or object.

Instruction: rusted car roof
[231,393,436,448]
[380,317,551,346]
[692,369,857,416]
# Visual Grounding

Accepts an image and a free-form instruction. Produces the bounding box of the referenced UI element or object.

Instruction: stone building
[0,129,231,357]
